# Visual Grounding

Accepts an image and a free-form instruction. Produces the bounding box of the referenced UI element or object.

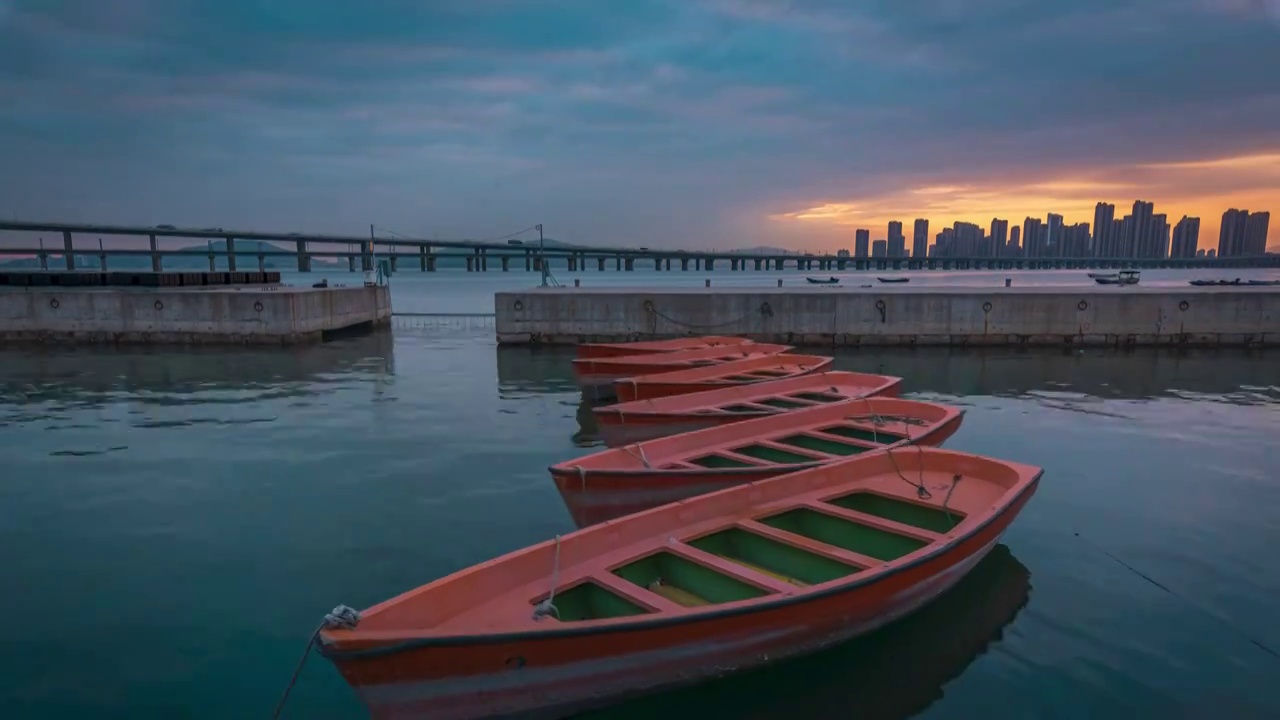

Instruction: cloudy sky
[1,0,1278,251]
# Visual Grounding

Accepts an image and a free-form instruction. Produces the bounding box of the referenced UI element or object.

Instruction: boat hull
[554,412,963,525]
[614,355,835,402]
[323,479,1036,720]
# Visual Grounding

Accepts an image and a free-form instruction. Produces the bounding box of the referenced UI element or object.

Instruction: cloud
[0,0,1276,249]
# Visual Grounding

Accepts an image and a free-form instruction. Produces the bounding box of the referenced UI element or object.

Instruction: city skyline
[841,201,1272,259]
[1,2,1278,253]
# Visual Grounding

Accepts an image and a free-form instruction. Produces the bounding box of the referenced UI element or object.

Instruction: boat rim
[318,465,1040,659]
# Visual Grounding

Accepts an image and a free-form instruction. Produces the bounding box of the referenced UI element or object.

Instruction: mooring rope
[272,604,362,719]
[532,535,563,621]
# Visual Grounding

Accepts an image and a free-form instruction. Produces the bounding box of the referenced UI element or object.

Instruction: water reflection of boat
[1246,279,1280,286]
[580,544,1031,720]
[1087,272,1116,279]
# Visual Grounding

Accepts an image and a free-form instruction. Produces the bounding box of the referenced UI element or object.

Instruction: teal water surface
[1,324,1278,718]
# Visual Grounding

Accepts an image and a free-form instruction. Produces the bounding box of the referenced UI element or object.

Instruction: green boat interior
[667,418,917,470]
[536,486,956,618]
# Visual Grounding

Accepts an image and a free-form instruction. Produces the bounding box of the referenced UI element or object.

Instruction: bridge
[1,219,1276,274]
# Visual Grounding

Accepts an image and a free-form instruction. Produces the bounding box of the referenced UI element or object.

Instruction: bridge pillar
[706,258,715,271]
[681,258,689,271]
[753,259,761,271]
[427,255,437,272]
[480,250,487,271]
[466,256,474,272]
[730,258,738,271]
[348,255,356,272]
[614,256,621,271]
[654,257,662,271]
[597,257,606,271]
[419,246,428,271]
[501,256,510,272]
[624,258,634,271]
[568,256,577,271]
[525,250,532,271]
[224,236,237,271]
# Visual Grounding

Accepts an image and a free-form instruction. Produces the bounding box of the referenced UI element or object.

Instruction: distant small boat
[595,370,904,447]
[319,447,1042,720]
[806,276,840,285]
[573,343,792,391]
[614,353,835,402]
[1188,279,1218,286]
[1245,279,1280,286]
[1088,272,1119,281]
[876,277,909,284]
[576,336,755,360]
[1095,270,1140,286]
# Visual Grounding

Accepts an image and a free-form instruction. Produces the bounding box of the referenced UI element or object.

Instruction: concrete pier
[495,286,1280,347]
[1,285,391,345]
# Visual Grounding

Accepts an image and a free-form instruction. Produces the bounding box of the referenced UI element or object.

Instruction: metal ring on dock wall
[982,301,993,313]
[154,300,164,311]
[874,299,887,323]
[1179,301,1189,311]
[642,300,654,313]
[253,301,264,312]
[49,298,59,309]
[513,300,524,311]
[760,302,773,317]
[1077,300,1088,311]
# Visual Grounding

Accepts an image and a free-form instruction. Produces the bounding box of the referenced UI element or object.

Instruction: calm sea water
[1,270,1279,719]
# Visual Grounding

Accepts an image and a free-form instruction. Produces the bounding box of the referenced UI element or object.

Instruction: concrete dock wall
[0,285,391,345]
[495,286,1280,347]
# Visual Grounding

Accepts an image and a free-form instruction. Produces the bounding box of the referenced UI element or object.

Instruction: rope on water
[532,535,562,621]
[272,604,362,719]
[1074,532,1279,661]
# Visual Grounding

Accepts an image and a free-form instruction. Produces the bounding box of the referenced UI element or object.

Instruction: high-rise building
[1218,209,1249,257]
[1244,211,1270,256]
[1150,213,1169,258]
[1010,226,1021,256]
[912,219,929,259]
[871,239,887,257]
[855,228,870,258]
[1022,217,1043,257]
[1092,202,1115,257]
[1117,216,1134,257]
[951,222,982,257]
[1046,213,1065,256]
[887,221,906,257]
[990,218,1009,257]
[1130,200,1154,257]
[1170,216,1201,259]
[935,228,955,257]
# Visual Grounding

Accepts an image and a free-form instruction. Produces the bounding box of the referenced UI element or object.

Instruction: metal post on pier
[62,230,74,270]
[538,224,548,287]
[149,233,161,272]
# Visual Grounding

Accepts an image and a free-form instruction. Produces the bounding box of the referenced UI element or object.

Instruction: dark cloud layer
[1,0,1277,247]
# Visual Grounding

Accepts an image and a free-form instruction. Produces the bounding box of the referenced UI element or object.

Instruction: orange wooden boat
[576,335,754,360]
[318,447,1043,720]
[573,343,792,391]
[596,370,904,447]
[552,397,962,527]
[613,353,835,402]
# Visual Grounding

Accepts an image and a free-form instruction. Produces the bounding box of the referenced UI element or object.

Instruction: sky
[1,0,1278,253]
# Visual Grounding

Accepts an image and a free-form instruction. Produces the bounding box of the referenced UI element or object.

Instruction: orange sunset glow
[768,150,1280,254]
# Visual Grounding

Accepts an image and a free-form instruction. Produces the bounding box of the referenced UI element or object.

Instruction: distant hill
[0,239,299,270]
